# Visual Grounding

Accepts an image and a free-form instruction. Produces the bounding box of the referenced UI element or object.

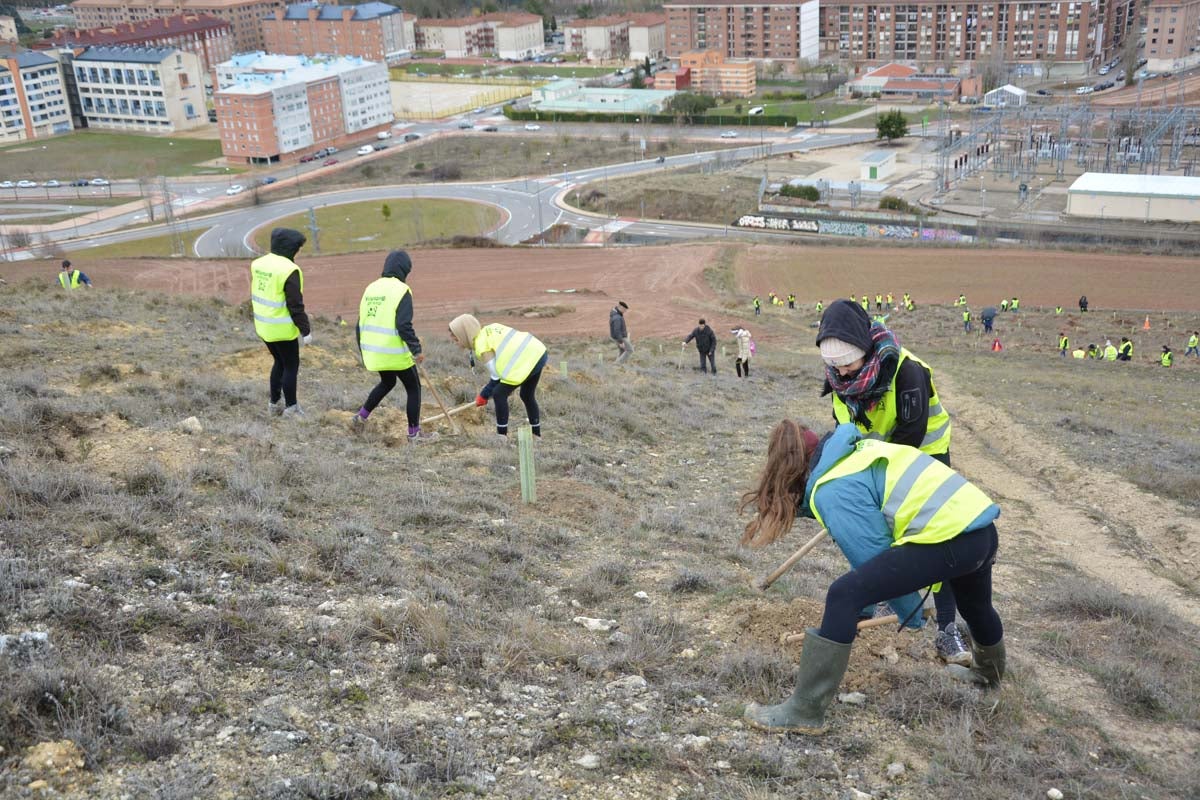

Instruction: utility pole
[307,207,321,254]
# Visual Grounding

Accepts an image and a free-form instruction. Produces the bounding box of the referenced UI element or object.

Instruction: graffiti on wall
[735,215,820,232]
[817,221,869,237]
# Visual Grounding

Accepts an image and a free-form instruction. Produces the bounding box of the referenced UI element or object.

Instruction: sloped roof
[75,44,175,62]
[281,2,401,21]
[865,62,917,79]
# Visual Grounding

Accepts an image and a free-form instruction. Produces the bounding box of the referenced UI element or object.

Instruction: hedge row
[503,106,800,127]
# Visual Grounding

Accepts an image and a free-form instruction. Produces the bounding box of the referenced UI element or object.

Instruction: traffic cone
[1143,316,1151,330]
[991,338,1003,352]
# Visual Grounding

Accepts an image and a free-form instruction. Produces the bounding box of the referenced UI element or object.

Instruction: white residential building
[627,13,666,61]
[72,45,206,132]
[0,45,74,142]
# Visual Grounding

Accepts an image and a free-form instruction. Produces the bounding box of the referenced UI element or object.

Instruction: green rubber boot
[744,629,852,734]
[946,638,1006,687]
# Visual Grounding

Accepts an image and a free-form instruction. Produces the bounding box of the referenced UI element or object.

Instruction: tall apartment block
[680,49,757,94]
[71,45,207,132]
[0,15,19,42]
[262,2,415,65]
[817,0,1138,68]
[46,14,233,77]
[563,15,631,60]
[413,12,543,60]
[71,0,284,53]
[1145,0,1200,69]
[213,52,391,164]
[0,44,73,142]
[664,0,820,61]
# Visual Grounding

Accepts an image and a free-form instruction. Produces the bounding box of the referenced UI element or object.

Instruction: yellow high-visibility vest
[1059,336,1069,350]
[58,270,81,289]
[811,439,995,546]
[358,278,414,372]
[475,323,547,385]
[1161,351,1173,367]
[831,348,951,456]
[250,253,301,342]
[1104,345,1118,361]
[1119,341,1132,358]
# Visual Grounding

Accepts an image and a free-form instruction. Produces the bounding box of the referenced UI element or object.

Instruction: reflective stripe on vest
[476,323,546,385]
[358,277,414,372]
[831,348,951,456]
[810,439,994,547]
[59,270,81,289]
[1162,352,1173,367]
[249,253,301,342]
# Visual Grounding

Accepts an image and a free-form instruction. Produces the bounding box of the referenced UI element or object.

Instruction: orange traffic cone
[1143,316,1151,330]
[991,338,1003,352]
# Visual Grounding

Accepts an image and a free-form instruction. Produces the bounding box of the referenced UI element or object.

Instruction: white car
[43,179,61,188]
[1074,86,1094,95]
[472,106,485,114]
[0,181,13,188]
[376,131,392,140]
[719,131,739,138]
[16,180,37,188]
[225,184,245,195]
[524,123,541,131]
[356,145,374,156]
[90,178,110,186]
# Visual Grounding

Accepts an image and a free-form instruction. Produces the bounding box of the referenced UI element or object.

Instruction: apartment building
[262,2,415,64]
[213,52,390,163]
[70,0,284,52]
[46,14,232,76]
[1145,0,1200,68]
[680,49,756,95]
[0,15,18,42]
[818,0,1137,68]
[665,0,820,61]
[414,12,543,60]
[0,44,73,142]
[563,15,630,60]
[72,45,207,132]
[628,12,667,61]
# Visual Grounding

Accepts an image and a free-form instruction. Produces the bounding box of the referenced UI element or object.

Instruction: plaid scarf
[824,325,901,429]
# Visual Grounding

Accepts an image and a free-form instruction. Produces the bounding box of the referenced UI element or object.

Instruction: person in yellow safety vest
[1072,348,1086,359]
[788,293,796,310]
[813,300,969,667]
[860,295,869,311]
[962,308,972,333]
[1055,305,1063,314]
[57,259,92,289]
[449,314,548,438]
[739,420,1005,734]
[351,250,435,442]
[1000,298,1008,312]
[1059,332,1069,357]
[874,294,883,311]
[886,292,893,307]
[1087,344,1098,359]
[250,228,310,418]
[753,296,761,316]
[1117,337,1133,361]
[815,300,824,314]
[1103,340,1118,361]
[1010,297,1020,312]
[1187,331,1199,357]
[956,293,966,306]
[1161,345,1173,367]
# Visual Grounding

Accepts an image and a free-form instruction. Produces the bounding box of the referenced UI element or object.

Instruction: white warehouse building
[1066,172,1200,223]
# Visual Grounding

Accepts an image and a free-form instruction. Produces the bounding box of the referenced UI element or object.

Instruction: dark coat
[685,324,716,353]
[609,307,628,340]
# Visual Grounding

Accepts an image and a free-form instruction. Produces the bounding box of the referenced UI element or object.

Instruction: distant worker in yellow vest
[875,293,883,311]
[1103,340,1118,361]
[1072,347,1086,359]
[1161,345,1173,367]
[1010,296,1019,312]
[1055,305,1063,315]
[1087,343,1099,359]
[1186,331,1199,357]
[860,295,869,311]
[1059,332,1069,357]
[352,250,434,442]
[1117,337,1133,361]
[788,293,796,310]
[955,293,966,306]
[886,292,894,307]
[249,228,310,418]
[753,296,761,316]
[739,420,1005,734]
[449,314,548,438]
[1000,298,1008,312]
[813,300,969,666]
[962,308,972,333]
[815,300,824,314]
[57,260,92,289]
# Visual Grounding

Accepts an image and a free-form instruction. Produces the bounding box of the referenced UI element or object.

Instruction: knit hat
[819,337,867,367]
[448,314,481,347]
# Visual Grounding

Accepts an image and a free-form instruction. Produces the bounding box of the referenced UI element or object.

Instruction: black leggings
[820,523,1002,647]
[363,366,421,426]
[265,338,300,407]
[492,355,545,436]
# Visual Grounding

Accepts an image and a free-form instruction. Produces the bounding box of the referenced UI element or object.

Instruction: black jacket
[357,250,421,357]
[609,307,627,340]
[685,324,716,353]
[815,299,872,351]
[271,228,311,337]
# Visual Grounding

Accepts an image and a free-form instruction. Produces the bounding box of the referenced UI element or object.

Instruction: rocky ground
[0,272,1197,800]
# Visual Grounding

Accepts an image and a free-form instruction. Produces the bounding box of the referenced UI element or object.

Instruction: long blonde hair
[739,420,814,548]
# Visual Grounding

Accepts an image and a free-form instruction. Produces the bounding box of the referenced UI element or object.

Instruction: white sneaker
[268,401,284,416]
[408,429,439,444]
[281,404,306,419]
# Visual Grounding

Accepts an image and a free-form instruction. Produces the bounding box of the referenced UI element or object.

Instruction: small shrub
[779,184,820,201]
[880,195,919,214]
[79,364,122,386]
[431,162,462,181]
[670,570,713,594]
[130,725,181,761]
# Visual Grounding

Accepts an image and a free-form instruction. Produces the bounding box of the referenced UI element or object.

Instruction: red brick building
[262,2,415,64]
[44,14,232,75]
[664,0,821,61]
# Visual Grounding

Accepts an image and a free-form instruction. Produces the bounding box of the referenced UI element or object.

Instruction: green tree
[876,109,909,143]
[630,69,645,89]
[381,203,391,222]
[644,55,652,74]
[576,4,593,18]
[665,92,717,116]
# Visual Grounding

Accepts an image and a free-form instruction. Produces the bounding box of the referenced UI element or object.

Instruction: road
[46,126,876,258]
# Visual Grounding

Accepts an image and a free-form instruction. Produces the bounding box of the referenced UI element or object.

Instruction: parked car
[719,130,738,138]
[70,178,89,186]
[260,176,277,185]
[323,158,338,166]
[402,132,420,142]
[1099,66,1110,75]
[300,154,317,163]
[373,142,389,151]
[16,180,37,188]
[481,125,499,132]
[356,145,374,156]
[1035,88,1051,96]
[655,155,665,164]
[0,181,13,189]
[1075,86,1094,95]
[457,120,474,129]
[376,131,392,140]
[225,184,245,195]
[43,179,61,188]
[325,146,338,154]
[472,106,486,114]
[90,178,110,186]
[524,123,541,131]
